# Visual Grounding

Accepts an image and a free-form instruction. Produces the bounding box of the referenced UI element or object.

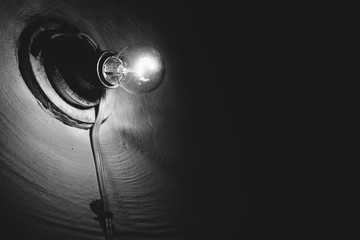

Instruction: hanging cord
[90,91,113,240]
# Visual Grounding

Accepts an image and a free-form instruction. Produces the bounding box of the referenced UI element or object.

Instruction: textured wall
[0,1,244,239]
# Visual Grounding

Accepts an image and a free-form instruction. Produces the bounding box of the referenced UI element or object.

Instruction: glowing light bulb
[99,44,165,94]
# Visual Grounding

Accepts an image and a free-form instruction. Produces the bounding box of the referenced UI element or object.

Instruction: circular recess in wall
[17,19,115,129]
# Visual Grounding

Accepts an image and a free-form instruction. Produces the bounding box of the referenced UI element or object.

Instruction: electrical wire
[90,91,113,240]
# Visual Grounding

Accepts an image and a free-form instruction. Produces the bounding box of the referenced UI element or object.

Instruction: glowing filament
[133,56,159,81]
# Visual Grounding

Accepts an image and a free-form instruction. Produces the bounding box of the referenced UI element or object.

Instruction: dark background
[122,1,311,236]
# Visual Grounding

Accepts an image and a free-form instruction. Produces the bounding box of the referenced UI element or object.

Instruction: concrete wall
[0,1,243,239]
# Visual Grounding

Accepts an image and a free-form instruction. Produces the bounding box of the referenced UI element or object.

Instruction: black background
[119,1,319,237]
[120,0,310,234]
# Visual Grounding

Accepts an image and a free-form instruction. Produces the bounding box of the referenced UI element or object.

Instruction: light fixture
[91,43,166,240]
[97,44,165,93]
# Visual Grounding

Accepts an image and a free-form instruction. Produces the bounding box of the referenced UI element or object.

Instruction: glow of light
[133,56,158,81]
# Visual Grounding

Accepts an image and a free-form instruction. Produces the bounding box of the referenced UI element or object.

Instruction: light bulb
[98,44,165,94]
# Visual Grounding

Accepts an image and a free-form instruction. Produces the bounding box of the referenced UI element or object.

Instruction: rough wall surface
[0,1,242,239]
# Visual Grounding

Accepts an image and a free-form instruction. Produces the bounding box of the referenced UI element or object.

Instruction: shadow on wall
[90,199,118,238]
